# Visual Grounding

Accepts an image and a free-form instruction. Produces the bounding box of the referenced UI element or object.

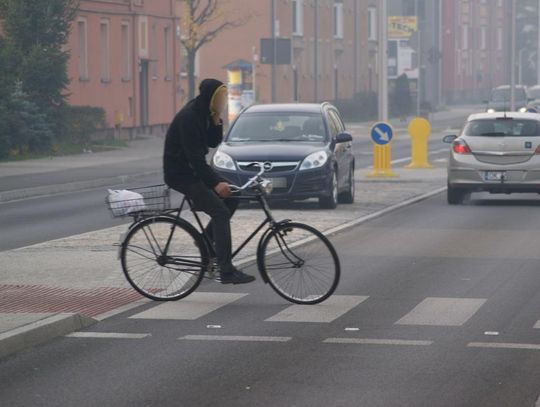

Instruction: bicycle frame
[161,189,279,263]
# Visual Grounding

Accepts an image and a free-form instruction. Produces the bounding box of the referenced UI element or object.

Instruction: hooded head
[196,78,228,115]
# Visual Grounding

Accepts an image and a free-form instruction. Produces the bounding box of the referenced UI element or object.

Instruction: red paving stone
[0,285,143,317]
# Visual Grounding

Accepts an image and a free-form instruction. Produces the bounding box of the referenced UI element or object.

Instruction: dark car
[211,103,355,209]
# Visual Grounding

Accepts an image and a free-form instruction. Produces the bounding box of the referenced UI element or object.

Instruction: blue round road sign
[371,122,394,145]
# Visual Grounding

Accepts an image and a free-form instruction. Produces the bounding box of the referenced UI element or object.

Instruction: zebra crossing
[66,291,540,351]
[117,292,539,331]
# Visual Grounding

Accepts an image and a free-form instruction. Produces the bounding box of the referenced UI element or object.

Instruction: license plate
[484,171,506,181]
[267,177,287,188]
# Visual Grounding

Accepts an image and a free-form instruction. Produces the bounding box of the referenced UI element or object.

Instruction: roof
[493,85,528,90]
[467,112,540,122]
[243,103,328,114]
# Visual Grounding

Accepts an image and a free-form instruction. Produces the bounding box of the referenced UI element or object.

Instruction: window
[100,20,110,82]
[77,19,88,80]
[151,23,158,79]
[480,26,487,50]
[292,0,303,36]
[368,7,377,41]
[497,27,503,51]
[462,25,468,50]
[121,22,131,81]
[333,2,344,39]
[164,26,172,80]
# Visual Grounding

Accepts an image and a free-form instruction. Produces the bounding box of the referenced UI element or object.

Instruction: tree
[180,0,251,99]
[0,0,78,156]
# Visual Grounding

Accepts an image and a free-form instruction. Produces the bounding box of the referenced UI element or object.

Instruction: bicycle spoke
[262,223,339,304]
[122,218,205,300]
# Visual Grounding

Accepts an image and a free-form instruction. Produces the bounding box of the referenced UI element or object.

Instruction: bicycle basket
[106,184,171,218]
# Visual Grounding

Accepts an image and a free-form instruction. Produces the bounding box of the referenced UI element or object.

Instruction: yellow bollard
[367,122,398,178]
[367,144,398,177]
[405,117,433,169]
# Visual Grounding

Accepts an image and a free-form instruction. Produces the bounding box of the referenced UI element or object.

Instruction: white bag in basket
[108,189,146,216]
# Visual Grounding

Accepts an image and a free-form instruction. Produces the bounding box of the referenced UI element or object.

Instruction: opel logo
[263,162,273,171]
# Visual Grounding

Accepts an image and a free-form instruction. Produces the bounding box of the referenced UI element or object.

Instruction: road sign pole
[378,0,388,121]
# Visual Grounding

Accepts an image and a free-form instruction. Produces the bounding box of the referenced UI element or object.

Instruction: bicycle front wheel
[120,217,207,301]
[258,222,340,304]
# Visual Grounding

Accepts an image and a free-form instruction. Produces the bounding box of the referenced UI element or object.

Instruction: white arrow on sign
[374,127,390,142]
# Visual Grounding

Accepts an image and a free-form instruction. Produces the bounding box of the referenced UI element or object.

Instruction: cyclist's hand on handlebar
[214,182,232,198]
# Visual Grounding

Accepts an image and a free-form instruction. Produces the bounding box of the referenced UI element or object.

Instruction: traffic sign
[371,122,394,145]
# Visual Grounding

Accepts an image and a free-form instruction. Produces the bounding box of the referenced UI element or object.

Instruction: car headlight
[519,107,527,113]
[487,108,496,113]
[300,150,329,171]
[213,151,236,170]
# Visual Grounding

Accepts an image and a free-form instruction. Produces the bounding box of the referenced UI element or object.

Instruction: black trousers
[169,181,238,273]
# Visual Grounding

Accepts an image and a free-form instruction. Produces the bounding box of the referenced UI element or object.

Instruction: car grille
[237,161,300,173]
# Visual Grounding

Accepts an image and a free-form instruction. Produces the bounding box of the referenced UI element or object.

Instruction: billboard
[388,16,417,39]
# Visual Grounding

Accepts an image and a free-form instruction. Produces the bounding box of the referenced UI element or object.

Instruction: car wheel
[447,184,467,205]
[338,165,355,204]
[319,171,338,209]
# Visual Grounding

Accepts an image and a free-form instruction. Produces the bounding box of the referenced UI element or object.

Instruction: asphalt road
[1,192,540,406]
[0,123,454,252]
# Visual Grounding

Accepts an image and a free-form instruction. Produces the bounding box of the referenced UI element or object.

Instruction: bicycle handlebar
[228,164,266,192]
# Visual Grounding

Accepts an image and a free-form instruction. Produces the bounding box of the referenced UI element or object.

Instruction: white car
[443,112,540,204]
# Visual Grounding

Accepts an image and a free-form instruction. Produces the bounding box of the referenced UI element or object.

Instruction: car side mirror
[443,135,457,144]
[336,132,353,143]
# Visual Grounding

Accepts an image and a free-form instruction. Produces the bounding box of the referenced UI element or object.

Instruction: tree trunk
[187,50,197,100]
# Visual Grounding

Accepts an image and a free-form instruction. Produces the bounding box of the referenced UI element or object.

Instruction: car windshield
[491,88,527,102]
[463,119,540,137]
[227,113,327,143]
[529,88,540,100]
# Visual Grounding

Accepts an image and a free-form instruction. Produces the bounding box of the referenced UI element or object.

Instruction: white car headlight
[213,151,236,170]
[300,150,329,171]
[487,108,496,113]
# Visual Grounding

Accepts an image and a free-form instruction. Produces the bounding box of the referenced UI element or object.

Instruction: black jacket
[163,79,225,188]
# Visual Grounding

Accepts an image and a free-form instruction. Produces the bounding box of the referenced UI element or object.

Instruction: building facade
[441,0,509,103]
[184,0,376,108]
[65,0,181,136]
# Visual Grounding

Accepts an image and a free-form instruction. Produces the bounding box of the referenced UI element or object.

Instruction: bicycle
[106,164,340,305]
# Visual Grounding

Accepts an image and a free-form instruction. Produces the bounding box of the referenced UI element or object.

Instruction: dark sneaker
[220,268,256,285]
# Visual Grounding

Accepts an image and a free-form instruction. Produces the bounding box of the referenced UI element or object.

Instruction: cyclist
[163,78,255,285]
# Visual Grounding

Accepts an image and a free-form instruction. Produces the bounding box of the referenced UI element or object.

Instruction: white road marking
[533,320,540,329]
[395,297,487,326]
[324,338,433,346]
[390,148,449,165]
[179,335,291,342]
[265,295,369,323]
[66,332,150,339]
[129,292,247,320]
[468,342,540,351]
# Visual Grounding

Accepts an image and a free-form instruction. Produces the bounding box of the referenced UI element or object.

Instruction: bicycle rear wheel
[120,217,207,301]
[258,222,340,304]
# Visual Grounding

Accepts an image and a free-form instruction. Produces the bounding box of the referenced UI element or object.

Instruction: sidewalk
[0,162,448,358]
[0,136,164,201]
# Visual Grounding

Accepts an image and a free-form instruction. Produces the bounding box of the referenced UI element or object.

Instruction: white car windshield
[463,119,540,137]
[491,88,527,102]
[227,113,327,143]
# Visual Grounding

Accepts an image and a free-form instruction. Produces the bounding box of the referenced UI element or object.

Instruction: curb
[0,313,96,359]
[0,171,162,203]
